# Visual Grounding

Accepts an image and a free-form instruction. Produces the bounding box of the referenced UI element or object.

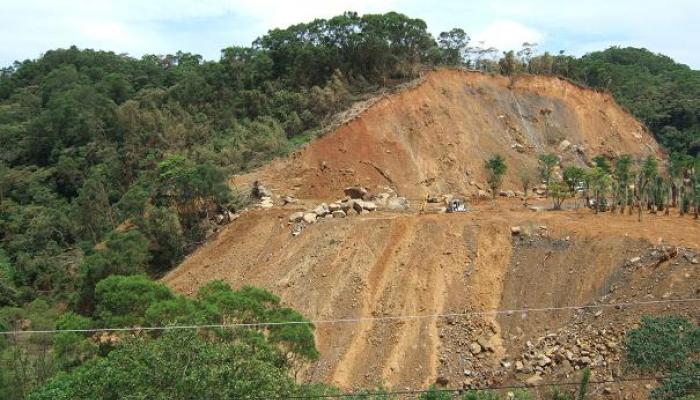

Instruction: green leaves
[625,315,697,372]
[484,154,507,197]
[28,330,302,400]
[27,277,320,399]
[625,316,700,399]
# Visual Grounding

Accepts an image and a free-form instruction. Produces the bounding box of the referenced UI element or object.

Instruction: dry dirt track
[163,200,700,393]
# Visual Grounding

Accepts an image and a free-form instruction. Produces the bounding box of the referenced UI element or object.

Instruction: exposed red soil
[163,70,696,399]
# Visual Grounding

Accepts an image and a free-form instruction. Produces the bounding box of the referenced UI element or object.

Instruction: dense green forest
[1,10,699,398]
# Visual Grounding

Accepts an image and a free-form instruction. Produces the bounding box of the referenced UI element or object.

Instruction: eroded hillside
[163,70,697,398]
[234,69,661,200]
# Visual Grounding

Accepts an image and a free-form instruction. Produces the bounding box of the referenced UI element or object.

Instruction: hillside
[234,69,661,200]
[163,70,696,397]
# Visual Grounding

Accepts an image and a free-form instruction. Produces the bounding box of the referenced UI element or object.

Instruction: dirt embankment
[163,202,699,394]
[235,69,661,201]
[163,69,696,398]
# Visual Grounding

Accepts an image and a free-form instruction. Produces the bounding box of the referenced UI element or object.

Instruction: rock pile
[505,323,625,382]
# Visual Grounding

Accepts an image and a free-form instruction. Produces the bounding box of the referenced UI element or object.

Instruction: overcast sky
[1,0,698,68]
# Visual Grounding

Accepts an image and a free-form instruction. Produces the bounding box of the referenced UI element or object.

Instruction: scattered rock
[435,376,449,386]
[288,212,305,223]
[558,140,572,152]
[515,360,524,372]
[469,342,482,355]
[537,355,552,367]
[386,197,409,211]
[344,186,369,199]
[313,203,330,217]
[302,213,317,224]
[281,195,297,204]
[252,181,273,198]
[260,197,274,208]
[332,210,346,218]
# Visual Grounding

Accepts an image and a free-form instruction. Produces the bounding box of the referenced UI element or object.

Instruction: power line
[258,374,700,399]
[2,297,697,336]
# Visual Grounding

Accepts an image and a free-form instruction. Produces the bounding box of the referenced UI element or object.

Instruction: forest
[1,10,699,399]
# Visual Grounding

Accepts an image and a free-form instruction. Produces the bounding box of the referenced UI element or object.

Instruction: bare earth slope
[163,70,697,398]
[234,69,661,200]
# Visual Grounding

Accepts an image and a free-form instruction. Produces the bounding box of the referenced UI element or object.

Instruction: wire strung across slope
[1,297,698,336]
[259,374,700,399]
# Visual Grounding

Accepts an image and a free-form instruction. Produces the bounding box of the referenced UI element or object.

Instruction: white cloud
[472,20,543,52]
[0,0,699,67]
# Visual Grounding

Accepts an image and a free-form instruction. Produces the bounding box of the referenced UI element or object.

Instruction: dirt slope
[234,69,662,200]
[163,70,697,398]
[164,203,699,394]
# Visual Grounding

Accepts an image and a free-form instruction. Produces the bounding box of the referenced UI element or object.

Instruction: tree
[592,155,611,174]
[437,28,469,65]
[75,230,151,315]
[588,167,611,213]
[518,169,535,204]
[28,330,308,400]
[549,181,570,210]
[613,155,633,213]
[499,50,520,77]
[563,166,586,208]
[484,155,507,199]
[634,156,659,221]
[538,153,559,196]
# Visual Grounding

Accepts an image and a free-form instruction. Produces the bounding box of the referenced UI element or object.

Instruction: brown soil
[163,202,699,395]
[232,69,661,201]
[163,70,697,398]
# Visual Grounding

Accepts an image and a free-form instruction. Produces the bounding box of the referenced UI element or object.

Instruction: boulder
[344,186,368,199]
[558,140,572,152]
[252,181,272,198]
[339,201,353,212]
[537,355,552,367]
[361,201,377,211]
[288,212,305,223]
[260,197,274,208]
[511,226,522,235]
[386,197,409,211]
[353,200,377,213]
[281,195,297,205]
[332,210,346,218]
[302,213,317,224]
[328,203,342,212]
[313,203,329,217]
[469,342,482,355]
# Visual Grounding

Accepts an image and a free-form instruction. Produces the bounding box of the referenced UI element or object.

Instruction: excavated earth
[163,70,697,399]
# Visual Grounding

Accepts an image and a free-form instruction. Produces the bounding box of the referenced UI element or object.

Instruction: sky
[1,0,698,68]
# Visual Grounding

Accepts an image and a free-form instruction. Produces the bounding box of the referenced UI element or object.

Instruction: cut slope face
[163,70,696,396]
[163,206,700,393]
[237,69,661,200]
